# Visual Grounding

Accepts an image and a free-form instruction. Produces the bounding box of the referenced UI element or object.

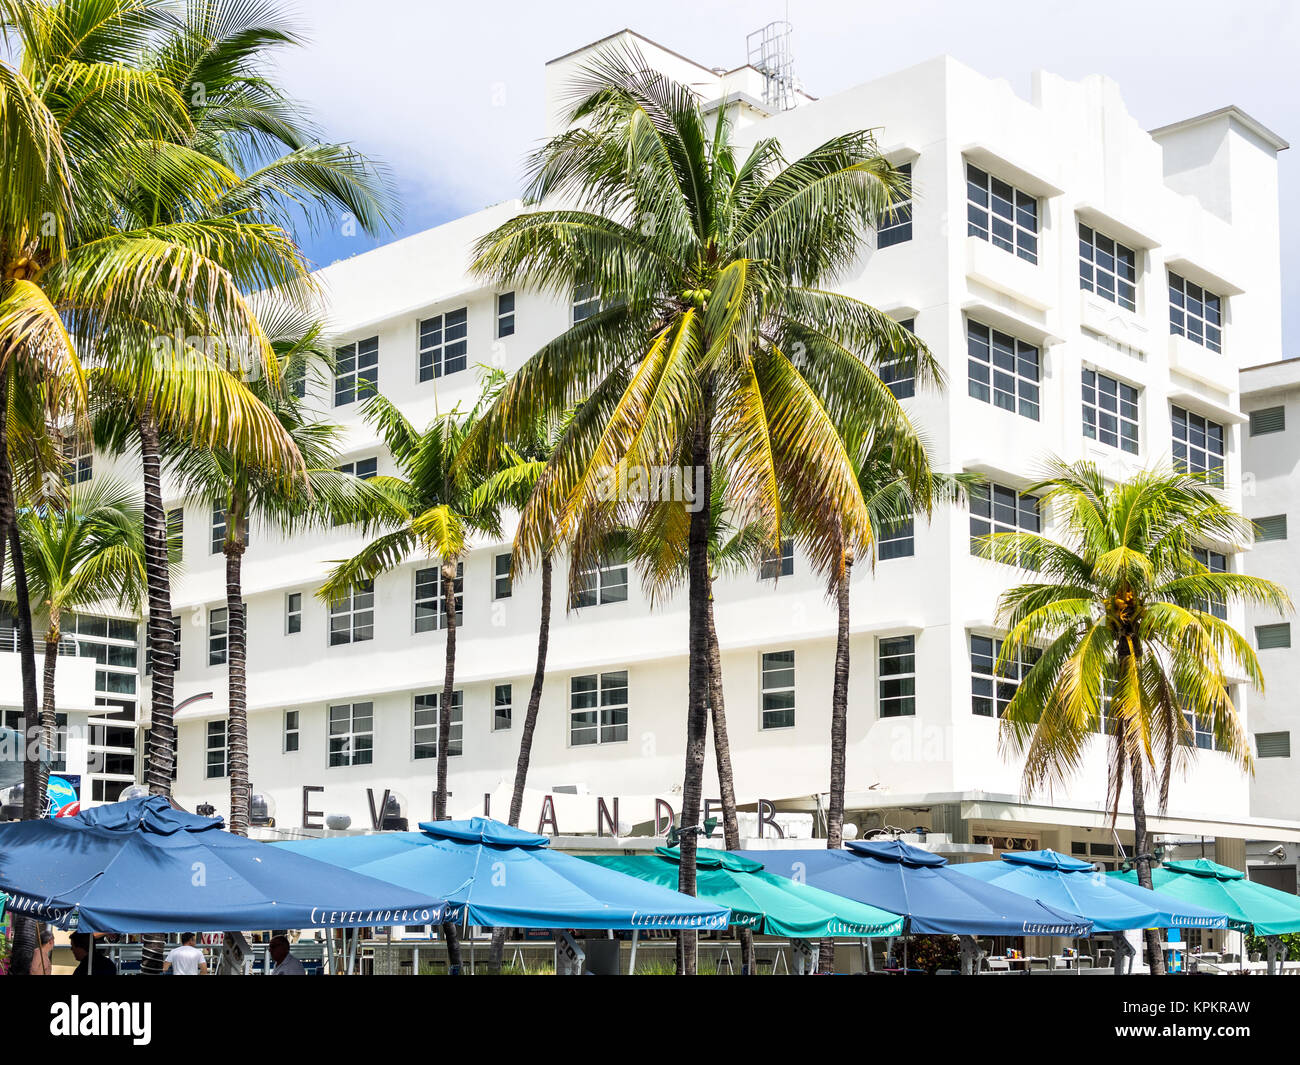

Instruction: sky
[272,0,1300,352]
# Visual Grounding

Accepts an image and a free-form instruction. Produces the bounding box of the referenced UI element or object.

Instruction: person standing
[268,935,305,975]
[69,933,117,976]
[164,933,209,975]
[30,928,55,974]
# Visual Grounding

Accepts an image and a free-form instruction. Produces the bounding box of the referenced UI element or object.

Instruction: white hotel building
[26,31,1299,877]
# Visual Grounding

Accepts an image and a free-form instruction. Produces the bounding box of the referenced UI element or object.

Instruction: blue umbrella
[0,796,452,932]
[952,850,1230,931]
[277,817,731,931]
[744,839,1093,936]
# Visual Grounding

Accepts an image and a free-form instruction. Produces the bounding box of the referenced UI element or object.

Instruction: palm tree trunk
[225,535,249,836]
[0,363,11,599]
[138,411,175,976]
[8,524,40,976]
[678,403,713,976]
[705,589,753,974]
[40,626,60,808]
[820,543,853,973]
[436,557,462,973]
[1130,752,1166,975]
[490,552,552,973]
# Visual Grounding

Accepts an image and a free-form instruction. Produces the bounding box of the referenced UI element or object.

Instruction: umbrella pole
[629,929,639,975]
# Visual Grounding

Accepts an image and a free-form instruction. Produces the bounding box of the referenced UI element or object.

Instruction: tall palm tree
[320,390,500,972]
[986,461,1291,974]
[468,46,937,972]
[14,477,150,806]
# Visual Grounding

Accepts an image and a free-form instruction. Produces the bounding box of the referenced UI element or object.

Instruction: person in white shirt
[164,933,209,975]
[269,935,306,975]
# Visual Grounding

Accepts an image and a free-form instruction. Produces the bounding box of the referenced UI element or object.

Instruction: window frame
[207,607,228,666]
[418,307,468,382]
[969,481,1041,566]
[1168,271,1223,353]
[414,563,464,633]
[496,292,515,338]
[568,670,629,747]
[1078,223,1137,312]
[492,682,513,732]
[878,635,917,718]
[283,709,300,753]
[413,689,463,760]
[966,319,1040,421]
[969,633,1040,718]
[328,580,375,646]
[333,336,379,406]
[572,555,629,608]
[1171,404,1225,487]
[493,553,513,600]
[759,538,795,581]
[206,719,228,779]
[285,591,303,635]
[572,284,601,324]
[327,701,374,768]
[876,161,913,248]
[966,162,1038,264]
[1081,367,1140,455]
[759,649,796,730]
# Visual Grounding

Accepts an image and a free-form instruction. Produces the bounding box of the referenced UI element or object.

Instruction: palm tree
[468,46,937,972]
[986,461,1291,974]
[167,307,399,836]
[320,390,500,972]
[14,478,150,806]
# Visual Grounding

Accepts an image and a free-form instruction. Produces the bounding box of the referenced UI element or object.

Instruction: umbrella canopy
[0,796,453,933]
[954,850,1229,931]
[276,818,731,931]
[745,840,1093,937]
[1110,858,1300,936]
[582,847,905,938]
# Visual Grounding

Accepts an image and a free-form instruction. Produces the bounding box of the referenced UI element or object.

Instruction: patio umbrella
[954,850,1229,931]
[1110,858,1300,936]
[745,839,1093,936]
[582,847,905,938]
[0,795,453,932]
[276,818,731,931]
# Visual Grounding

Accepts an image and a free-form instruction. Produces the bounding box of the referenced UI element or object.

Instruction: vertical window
[966,163,1037,263]
[287,362,307,398]
[210,506,249,555]
[1078,224,1137,311]
[414,563,464,631]
[1190,547,1228,620]
[1168,272,1222,353]
[569,670,628,746]
[493,683,513,732]
[966,321,1039,420]
[207,607,228,666]
[334,336,379,405]
[759,538,794,580]
[969,482,1040,564]
[418,308,468,381]
[328,702,373,767]
[572,284,601,324]
[336,457,378,480]
[285,592,303,635]
[1256,623,1291,650]
[879,318,917,400]
[496,292,516,338]
[283,709,300,753]
[1171,405,1225,486]
[970,634,1039,717]
[573,554,628,607]
[1253,515,1288,542]
[329,581,374,645]
[1182,709,1226,752]
[166,508,183,551]
[493,553,512,599]
[1249,406,1286,436]
[760,650,796,730]
[878,636,916,718]
[878,516,915,560]
[876,162,912,248]
[206,719,228,779]
[413,690,463,759]
[1081,369,1140,454]
[62,433,92,484]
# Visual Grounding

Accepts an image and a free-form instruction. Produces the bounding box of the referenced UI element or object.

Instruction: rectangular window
[286,592,303,635]
[879,317,917,399]
[879,636,916,718]
[287,362,307,399]
[334,336,379,405]
[970,634,1039,717]
[337,457,378,480]
[878,515,915,560]
[328,581,374,646]
[573,554,629,607]
[62,433,92,484]
[166,508,183,551]
[1171,405,1225,486]
[283,709,300,753]
[966,163,1038,263]
[328,701,373,767]
[207,607,228,666]
[1078,224,1137,311]
[493,683,513,732]
[1248,406,1285,436]
[206,719,227,779]
[967,320,1040,420]
[414,563,464,632]
[413,690,463,759]
[210,506,249,555]
[876,162,913,248]
[569,670,628,746]
[1257,731,1291,759]
[572,284,601,324]
[1256,623,1291,650]
[1254,515,1288,542]
[1168,272,1222,353]
[493,553,512,600]
[1081,368,1140,454]
[1191,547,1228,620]
[760,650,796,730]
[759,538,794,580]
[970,481,1040,564]
[1182,710,1225,752]
[496,292,515,338]
[418,308,468,381]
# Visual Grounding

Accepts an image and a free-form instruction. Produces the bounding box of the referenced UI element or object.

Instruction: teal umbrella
[1110,858,1300,935]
